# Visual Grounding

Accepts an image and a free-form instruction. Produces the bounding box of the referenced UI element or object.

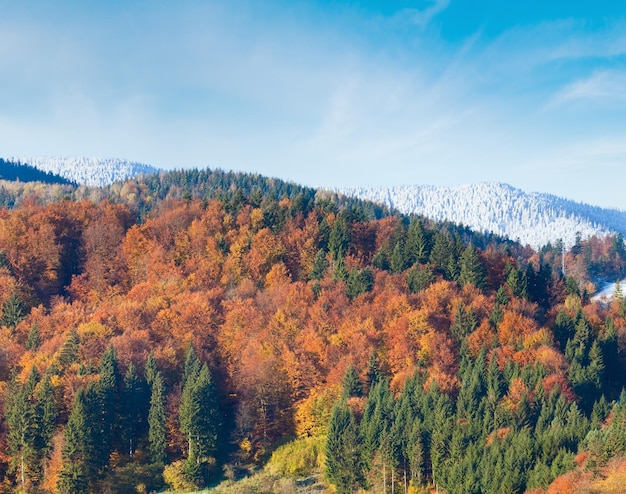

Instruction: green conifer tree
[406,264,434,293]
[148,371,168,464]
[341,364,363,399]
[57,388,91,494]
[121,361,148,458]
[390,241,406,274]
[145,351,158,386]
[25,323,41,351]
[328,214,350,261]
[458,244,487,290]
[325,402,363,494]
[179,363,221,484]
[405,218,429,265]
[96,345,120,470]
[309,249,328,280]
[429,232,453,278]
[36,375,58,458]
[58,329,80,368]
[182,344,201,388]
[1,291,25,329]
[6,372,39,490]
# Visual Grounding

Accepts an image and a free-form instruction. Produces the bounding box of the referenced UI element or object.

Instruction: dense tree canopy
[0,170,624,492]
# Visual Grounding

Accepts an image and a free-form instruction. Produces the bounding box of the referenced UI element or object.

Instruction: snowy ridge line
[10,156,160,188]
[334,182,626,249]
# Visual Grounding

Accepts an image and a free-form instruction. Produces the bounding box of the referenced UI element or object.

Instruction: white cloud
[551,70,626,106]
[393,0,451,28]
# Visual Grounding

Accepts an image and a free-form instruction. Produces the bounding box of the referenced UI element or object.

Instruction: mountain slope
[12,156,159,187]
[336,182,626,249]
[0,158,74,185]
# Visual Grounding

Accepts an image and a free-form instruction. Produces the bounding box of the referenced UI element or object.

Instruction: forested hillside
[0,171,625,493]
[12,157,158,188]
[337,182,626,249]
[0,159,74,186]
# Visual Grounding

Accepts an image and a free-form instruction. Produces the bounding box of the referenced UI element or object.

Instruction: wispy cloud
[393,0,451,28]
[550,70,626,106]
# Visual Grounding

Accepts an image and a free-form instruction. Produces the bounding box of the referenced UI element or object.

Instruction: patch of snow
[591,278,626,303]
[334,182,626,249]
[9,156,160,187]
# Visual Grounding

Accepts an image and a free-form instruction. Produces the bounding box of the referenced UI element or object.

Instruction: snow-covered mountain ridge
[336,183,626,249]
[11,157,160,188]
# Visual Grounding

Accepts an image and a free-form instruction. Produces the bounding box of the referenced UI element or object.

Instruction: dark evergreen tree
[361,379,394,461]
[495,285,509,306]
[95,345,121,471]
[390,241,405,274]
[25,323,41,351]
[366,353,381,391]
[1,291,25,329]
[121,362,149,458]
[58,329,80,368]
[36,375,58,459]
[346,268,374,300]
[341,364,363,399]
[371,244,390,271]
[407,420,425,485]
[553,310,574,351]
[405,218,429,265]
[148,371,167,464]
[450,304,478,341]
[406,264,434,294]
[309,249,328,280]
[332,256,348,282]
[5,371,39,490]
[429,232,453,278]
[325,402,363,494]
[328,213,350,261]
[144,351,158,386]
[601,321,619,390]
[57,388,92,494]
[458,244,486,290]
[182,344,201,388]
[179,363,221,483]
[506,265,528,299]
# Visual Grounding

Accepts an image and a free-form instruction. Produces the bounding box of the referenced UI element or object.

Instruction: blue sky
[2,1,626,208]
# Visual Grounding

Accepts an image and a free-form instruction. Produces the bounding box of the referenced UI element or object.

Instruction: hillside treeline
[0,175,625,492]
[0,160,73,187]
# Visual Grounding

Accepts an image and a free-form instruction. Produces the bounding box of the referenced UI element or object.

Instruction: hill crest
[12,156,160,187]
[336,182,626,249]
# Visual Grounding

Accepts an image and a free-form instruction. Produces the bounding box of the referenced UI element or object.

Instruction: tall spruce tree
[429,232,453,278]
[182,344,201,388]
[121,361,148,458]
[1,291,25,329]
[179,362,221,483]
[58,328,80,368]
[458,244,486,290]
[25,323,41,351]
[58,388,92,494]
[36,375,58,458]
[148,371,168,464]
[328,213,350,261]
[6,371,39,490]
[405,218,429,265]
[326,401,363,494]
[145,351,158,386]
[341,364,363,399]
[96,345,120,470]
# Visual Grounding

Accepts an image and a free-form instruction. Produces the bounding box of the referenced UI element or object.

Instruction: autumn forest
[1,169,626,493]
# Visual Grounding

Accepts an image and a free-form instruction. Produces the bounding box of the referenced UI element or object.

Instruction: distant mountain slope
[336,182,626,249]
[12,156,159,187]
[0,158,74,185]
